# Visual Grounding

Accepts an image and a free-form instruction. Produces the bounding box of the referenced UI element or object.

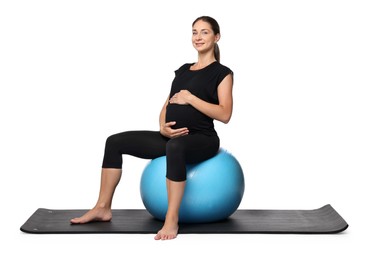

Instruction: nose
[194,32,202,41]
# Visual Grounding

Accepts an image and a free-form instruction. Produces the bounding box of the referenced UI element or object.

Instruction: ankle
[95,203,111,210]
[165,213,179,223]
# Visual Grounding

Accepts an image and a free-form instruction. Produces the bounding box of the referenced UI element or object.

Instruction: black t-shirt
[166,61,233,136]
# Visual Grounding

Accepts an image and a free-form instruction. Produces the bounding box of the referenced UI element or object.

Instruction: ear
[215,33,221,43]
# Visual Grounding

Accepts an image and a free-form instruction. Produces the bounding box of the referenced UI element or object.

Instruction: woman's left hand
[169,90,193,105]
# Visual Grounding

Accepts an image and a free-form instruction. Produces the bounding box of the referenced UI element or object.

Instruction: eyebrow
[192,28,210,32]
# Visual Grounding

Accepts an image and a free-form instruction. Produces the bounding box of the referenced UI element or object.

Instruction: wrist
[187,93,196,105]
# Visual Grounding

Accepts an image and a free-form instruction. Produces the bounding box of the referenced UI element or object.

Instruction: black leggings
[102,131,220,181]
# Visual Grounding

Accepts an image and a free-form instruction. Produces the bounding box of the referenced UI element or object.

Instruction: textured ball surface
[140,149,245,223]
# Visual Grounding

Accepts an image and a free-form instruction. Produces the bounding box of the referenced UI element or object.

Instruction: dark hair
[192,16,221,62]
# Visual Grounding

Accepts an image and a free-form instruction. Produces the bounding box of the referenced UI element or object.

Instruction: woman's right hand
[160,121,189,138]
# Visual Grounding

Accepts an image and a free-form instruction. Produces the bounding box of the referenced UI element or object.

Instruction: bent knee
[166,138,185,155]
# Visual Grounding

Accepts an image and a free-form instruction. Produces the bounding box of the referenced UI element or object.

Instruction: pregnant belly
[165,104,199,129]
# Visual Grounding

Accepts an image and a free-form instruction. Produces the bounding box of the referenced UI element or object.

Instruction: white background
[1,0,369,259]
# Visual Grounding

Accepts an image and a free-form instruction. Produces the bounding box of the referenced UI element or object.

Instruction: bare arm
[159,95,169,128]
[169,73,233,124]
[159,96,189,138]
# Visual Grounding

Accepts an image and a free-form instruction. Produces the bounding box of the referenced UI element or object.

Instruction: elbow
[221,118,231,124]
[218,105,233,124]
[219,113,232,124]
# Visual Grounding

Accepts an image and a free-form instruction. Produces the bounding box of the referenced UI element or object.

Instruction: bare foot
[70,206,112,224]
[154,217,179,240]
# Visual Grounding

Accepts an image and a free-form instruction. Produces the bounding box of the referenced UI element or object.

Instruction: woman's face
[192,20,219,54]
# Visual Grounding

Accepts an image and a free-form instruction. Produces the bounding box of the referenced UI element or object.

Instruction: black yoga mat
[20,204,348,234]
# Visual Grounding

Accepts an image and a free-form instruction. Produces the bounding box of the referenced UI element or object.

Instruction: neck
[195,53,217,69]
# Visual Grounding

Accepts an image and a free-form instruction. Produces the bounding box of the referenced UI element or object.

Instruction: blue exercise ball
[140,148,245,223]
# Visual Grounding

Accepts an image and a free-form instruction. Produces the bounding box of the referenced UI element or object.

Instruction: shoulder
[174,63,192,75]
[211,62,233,85]
[214,62,233,77]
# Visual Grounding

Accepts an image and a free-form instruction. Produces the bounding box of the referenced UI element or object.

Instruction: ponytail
[214,42,220,63]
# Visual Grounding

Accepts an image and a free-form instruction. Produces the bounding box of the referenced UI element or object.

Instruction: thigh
[110,130,168,159]
[168,134,220,164]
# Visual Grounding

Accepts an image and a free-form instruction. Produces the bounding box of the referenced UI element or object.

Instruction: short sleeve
[174,63,191,76]
[216,64,233,86]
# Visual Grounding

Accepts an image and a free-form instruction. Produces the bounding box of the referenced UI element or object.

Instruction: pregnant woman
[70,15,234,240]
